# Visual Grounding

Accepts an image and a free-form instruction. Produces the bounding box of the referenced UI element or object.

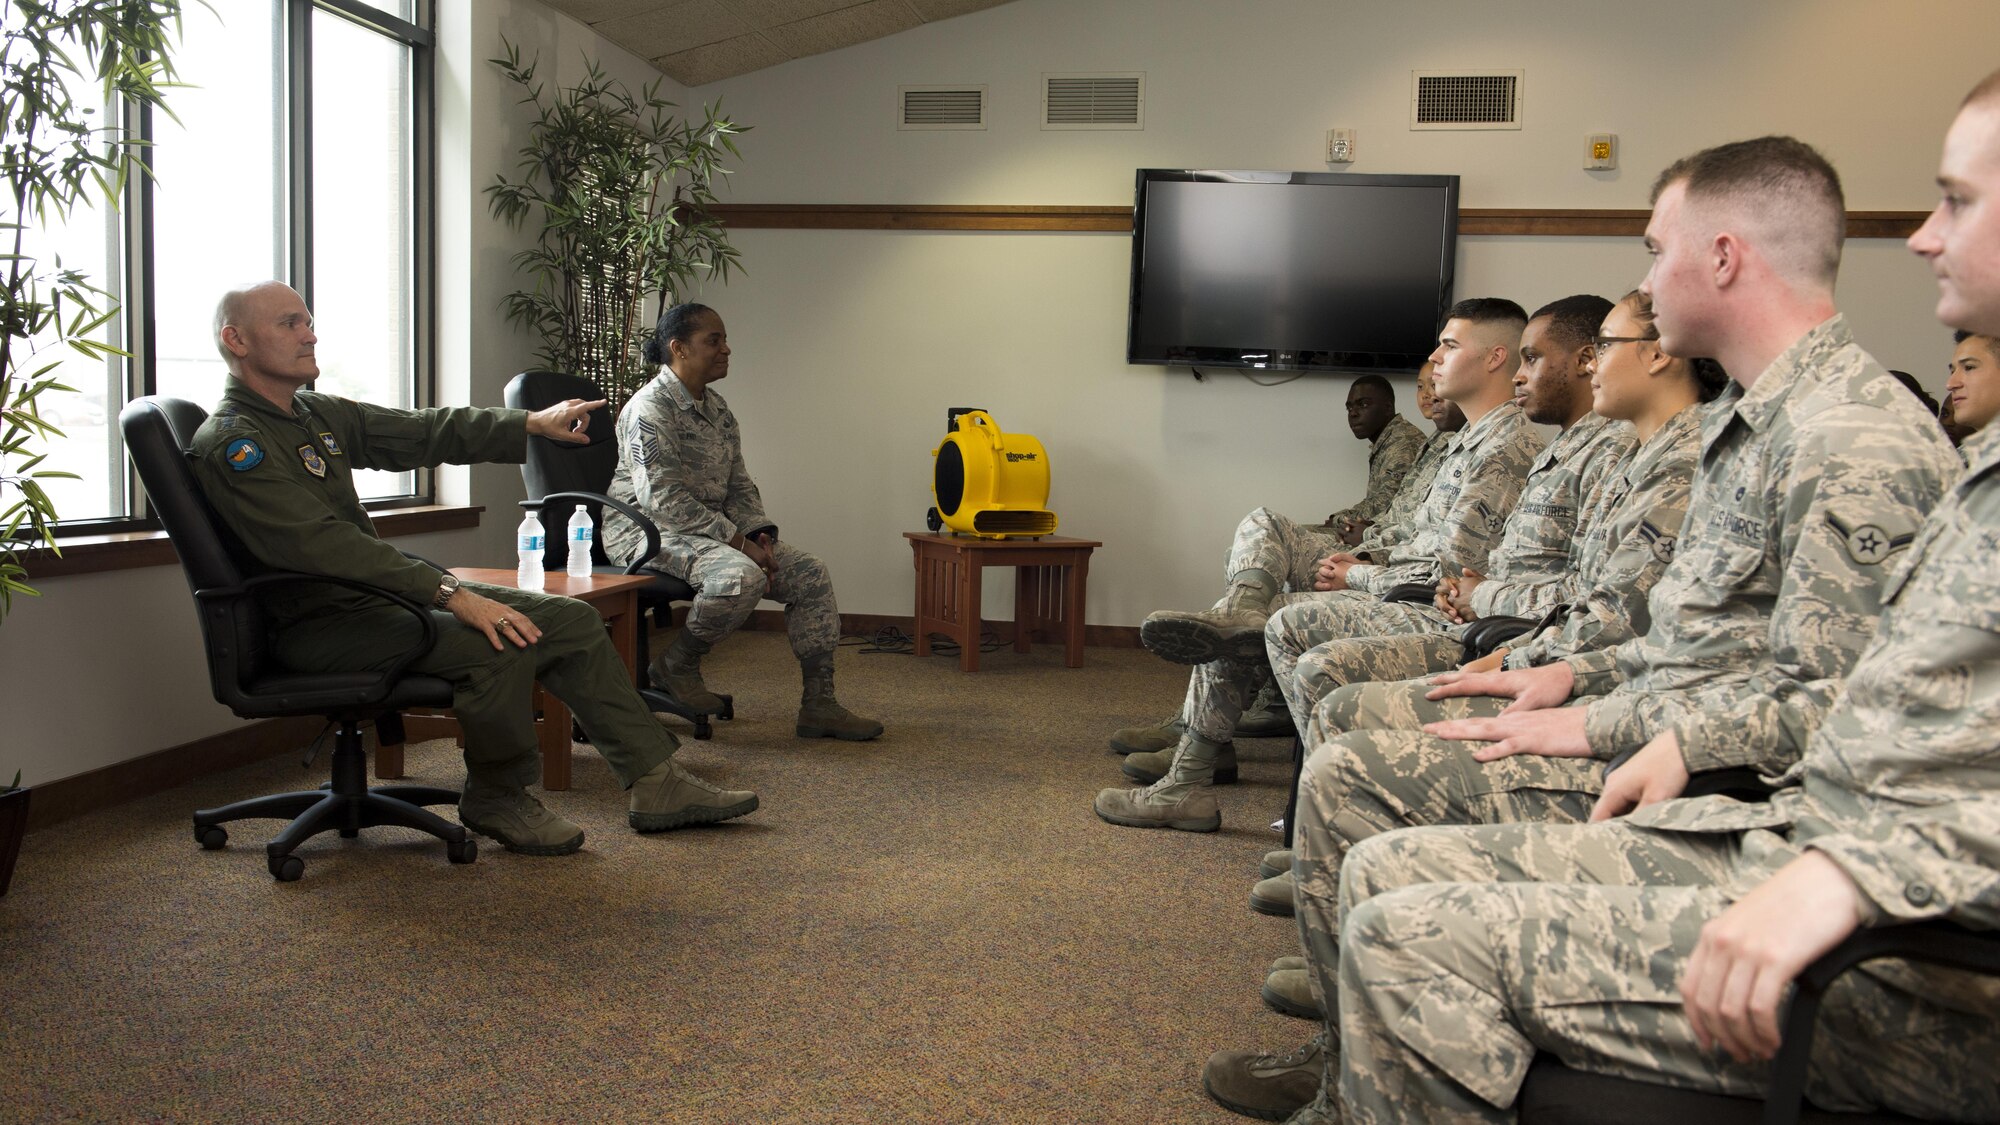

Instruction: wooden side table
[903,532,1101,672]
[376,568,655,791]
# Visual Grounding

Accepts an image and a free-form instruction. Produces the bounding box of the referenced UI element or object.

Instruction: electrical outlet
[1326,128,1356,164]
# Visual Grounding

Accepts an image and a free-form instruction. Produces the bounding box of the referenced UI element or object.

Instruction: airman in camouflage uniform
[1304,399,1704,742]
[603,304,880,740]
[1325,412,1427,536]
[1272,410,1629,735]
[1101,300,1535,832]
[191,283,758,857]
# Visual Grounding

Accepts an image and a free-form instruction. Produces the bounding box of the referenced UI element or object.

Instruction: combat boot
[628,758,759,831]
[458,785,584,856]
[1140,568,1280,665]
[1251,869,1296,916]
[1235,682,1294,737]
[1202,1028,1329,1121]
[1262,963,1321,1020]
[1260,847,1293,879]
[796,654,883,740]
[1092,735,1223,831]
[1108,713,1183,755]
[648,629,725,713]
[1120,741,1237,784]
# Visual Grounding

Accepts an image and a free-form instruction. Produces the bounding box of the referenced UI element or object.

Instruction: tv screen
[1126,169,1460,374]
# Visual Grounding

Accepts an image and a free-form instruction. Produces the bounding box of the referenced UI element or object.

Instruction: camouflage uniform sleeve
[1334,417,1425,528]
[1563,645,1628,694]
[335,399,527,472]
[1505,458,1692,669]
[621,389,735,543]
[1471,426,1634,621]
[1594,407,1953,772]
[1805,806,2000,928]
[192,416,440,604]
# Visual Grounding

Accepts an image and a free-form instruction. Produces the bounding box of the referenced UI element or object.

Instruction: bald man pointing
[191,281,759,856]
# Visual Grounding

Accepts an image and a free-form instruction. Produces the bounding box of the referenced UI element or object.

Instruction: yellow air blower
[926,407,1057,539]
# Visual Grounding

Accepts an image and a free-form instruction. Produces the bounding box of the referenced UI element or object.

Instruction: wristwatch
[433,573,461,608]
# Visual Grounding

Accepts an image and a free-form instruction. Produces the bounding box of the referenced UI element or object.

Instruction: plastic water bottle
[566,506,594,578]
[516,511,545,591]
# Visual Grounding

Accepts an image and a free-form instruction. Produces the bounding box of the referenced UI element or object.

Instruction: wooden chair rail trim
[18,504,485,580]
[707,204,1927,238]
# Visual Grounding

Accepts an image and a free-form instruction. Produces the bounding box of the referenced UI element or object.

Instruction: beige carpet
[1,631,1316,1122]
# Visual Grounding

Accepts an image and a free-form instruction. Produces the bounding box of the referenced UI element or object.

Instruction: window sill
[16,505,486,580]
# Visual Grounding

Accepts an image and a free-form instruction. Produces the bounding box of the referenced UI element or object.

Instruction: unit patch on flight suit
[318,432,343,456]
[298,443,328,478]
[225,438,264,472]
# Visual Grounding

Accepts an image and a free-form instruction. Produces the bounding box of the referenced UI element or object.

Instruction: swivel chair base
[638,686,735,741]
[192,720,476,882]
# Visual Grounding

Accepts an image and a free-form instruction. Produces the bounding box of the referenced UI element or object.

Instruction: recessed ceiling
[541,0,1019,87]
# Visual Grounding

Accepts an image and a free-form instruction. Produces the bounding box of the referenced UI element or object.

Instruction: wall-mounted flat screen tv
[1126,169,1460,374]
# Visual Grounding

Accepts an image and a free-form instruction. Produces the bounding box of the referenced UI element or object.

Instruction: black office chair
[121,397,476,882]
[1519,919,2000,1125]
[502,370,732,739]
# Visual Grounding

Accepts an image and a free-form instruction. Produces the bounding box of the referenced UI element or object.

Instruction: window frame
[63,0,436,538]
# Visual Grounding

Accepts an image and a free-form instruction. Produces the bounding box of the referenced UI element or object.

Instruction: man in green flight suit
[190,280,758,856]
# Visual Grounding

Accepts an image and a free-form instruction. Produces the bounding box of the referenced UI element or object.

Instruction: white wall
[0,0,675,787]
[668,0,1991,628]
[6,0,1991,786]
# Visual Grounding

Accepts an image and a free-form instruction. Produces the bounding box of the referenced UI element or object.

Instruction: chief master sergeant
[191,281,759,857]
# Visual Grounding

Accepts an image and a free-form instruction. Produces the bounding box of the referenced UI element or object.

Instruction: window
[40,0,433,530]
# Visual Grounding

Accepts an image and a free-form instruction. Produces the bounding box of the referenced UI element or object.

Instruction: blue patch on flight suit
[224,438,264,472]
[317,432,343,456]
[298,443,327,478]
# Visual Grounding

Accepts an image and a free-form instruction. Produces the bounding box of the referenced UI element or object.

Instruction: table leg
[1065,551,1090,668]
[911,542,933,658]
[1013,566,1036,654]
[959,548,981,672]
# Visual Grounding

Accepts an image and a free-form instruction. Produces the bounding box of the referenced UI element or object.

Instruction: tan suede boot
[648,629,725,713]
[796,654,883,740]
[1140,568,1279,665]
[1120,741,1238,784]
[627,758,758,832]
[1092,735,1223,832]
[459,784,584,855]
[1108,713,1184,755]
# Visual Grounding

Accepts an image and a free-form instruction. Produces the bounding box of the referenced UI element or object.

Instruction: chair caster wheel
[692,716,714,740]
[447,837,478,865]
[195,825,228,850]
[717,695,735,721]
[268,854,305,882]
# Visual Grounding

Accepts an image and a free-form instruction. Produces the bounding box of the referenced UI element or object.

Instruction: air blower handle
[944,406,987,435]
[953,409,1006,452]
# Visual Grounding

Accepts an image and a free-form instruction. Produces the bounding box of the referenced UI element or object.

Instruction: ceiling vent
[1410,70,1522,130]
[1042,72,1144,130]
[900,86,986,130]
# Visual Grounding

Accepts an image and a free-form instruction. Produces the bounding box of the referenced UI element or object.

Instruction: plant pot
[0,786,28,896]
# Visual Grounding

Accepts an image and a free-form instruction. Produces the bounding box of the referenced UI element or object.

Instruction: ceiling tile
[595,0,751,57]
[715,0,857,26]
[654,32,793,87]
[764,0,922,60]
[904,0,1011,20]
[540,0,662,23]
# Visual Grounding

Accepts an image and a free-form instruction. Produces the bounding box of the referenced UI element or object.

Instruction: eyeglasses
[1593,335,1658,351]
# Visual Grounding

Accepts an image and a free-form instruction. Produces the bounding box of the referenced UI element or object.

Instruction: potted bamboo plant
[485,40,747,411]
[0,1,188,895]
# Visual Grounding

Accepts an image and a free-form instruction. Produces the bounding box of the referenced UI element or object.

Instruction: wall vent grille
[900,86,985,130]
[1043,73,1144,130]
[1410,70,1522,130]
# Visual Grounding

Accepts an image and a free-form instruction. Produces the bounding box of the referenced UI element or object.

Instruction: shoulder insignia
[1826,512,1913,566]
[1637,520,1676,563]
[224,437,264,472]
[298,443,327,478]
[317,431,344,456]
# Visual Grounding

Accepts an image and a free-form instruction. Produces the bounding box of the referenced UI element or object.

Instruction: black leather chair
[502,370,731,739]
[1520,920,2000,1124]
[121,397,476,882]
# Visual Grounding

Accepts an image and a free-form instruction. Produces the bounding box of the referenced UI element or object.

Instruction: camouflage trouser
[1328,821,2000,1122]
[648,537,839,662]
[1264,592,1455,739]
[1289,632,1468,738]
[1307,674,1511,746]
[1228,506,1345,592]
[1291,722,1605,1016]
[1180,591,1311,742]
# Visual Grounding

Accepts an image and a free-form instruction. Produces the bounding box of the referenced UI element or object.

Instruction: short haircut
[1442,297,1528,333]
[1350,373,1392,398]
[1956,329,2000,361]
[641,302,716,365]
[1626,289,1730,401]
[1530,294,1615,352]
[1651,135,1846,287]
